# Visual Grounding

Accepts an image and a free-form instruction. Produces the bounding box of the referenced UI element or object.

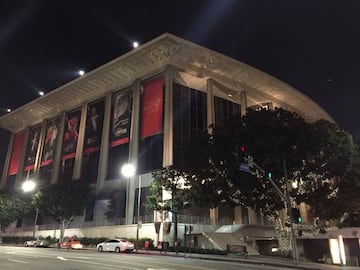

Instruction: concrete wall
[6,223,217,245]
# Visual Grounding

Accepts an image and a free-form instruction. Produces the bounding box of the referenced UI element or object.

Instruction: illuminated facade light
[133,41,139,48]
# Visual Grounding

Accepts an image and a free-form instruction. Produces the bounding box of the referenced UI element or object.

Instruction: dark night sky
[0,1,359,159]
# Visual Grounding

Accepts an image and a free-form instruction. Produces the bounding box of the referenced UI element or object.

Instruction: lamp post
[21,179,39,238]
[121,163,141,251]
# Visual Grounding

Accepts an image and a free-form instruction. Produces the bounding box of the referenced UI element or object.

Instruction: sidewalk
[135,249,359,270]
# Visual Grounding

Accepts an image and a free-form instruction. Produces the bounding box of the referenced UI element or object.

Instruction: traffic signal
[290,208,302,224]
[235,145,246,164]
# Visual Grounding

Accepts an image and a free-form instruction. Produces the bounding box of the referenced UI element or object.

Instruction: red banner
[141,77,163,138]
[8,131,26,175]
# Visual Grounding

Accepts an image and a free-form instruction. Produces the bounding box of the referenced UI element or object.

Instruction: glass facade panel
[59,158,75,181]
[173,83,207,168]
[214,96,240,126]
[138,135,163,173]
[107,143,129,180]
[81,151,100,183]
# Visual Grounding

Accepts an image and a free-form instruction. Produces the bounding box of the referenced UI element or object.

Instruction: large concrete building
[0,33,334,252]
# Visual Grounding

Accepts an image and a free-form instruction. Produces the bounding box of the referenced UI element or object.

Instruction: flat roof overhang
[0,33,334,133]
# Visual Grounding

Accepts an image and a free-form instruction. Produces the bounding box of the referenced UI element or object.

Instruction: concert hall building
[0,33,333,252]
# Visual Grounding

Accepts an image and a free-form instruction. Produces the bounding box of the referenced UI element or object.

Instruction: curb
[134,251,328,270]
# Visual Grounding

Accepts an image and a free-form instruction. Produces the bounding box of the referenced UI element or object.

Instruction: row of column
[1,68,250,226]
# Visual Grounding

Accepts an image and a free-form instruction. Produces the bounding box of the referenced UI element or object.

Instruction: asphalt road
[0,246,300,270]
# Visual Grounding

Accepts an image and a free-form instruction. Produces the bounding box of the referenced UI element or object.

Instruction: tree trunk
[174,212,178,246]
[270,214,292,256]
[59,220,66,242]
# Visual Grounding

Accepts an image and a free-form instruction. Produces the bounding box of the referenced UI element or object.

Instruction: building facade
[0,33,334,242]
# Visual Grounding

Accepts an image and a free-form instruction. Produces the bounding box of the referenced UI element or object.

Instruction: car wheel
[24,242,28,247]
[98,246,103,252]
[115,247,120,253]
[33,243,37,248]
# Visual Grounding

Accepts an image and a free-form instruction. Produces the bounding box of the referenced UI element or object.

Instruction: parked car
[96,239,134,253]
[58,237,83,249]
[24,238,50,248]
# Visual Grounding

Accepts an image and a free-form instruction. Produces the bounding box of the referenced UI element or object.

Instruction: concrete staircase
[202,231,259,255]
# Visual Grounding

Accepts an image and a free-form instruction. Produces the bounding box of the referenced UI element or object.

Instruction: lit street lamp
[22,179,39,238]
[121,163,141,251]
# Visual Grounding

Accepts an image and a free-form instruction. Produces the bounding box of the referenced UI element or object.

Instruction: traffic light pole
[247,157,298,264]
[283,159,299,265]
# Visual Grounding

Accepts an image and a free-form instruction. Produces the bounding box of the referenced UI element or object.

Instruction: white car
[24,238,50,247]
[96,239,134,253]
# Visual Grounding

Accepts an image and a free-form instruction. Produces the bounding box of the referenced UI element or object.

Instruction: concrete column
[163,68,173,167]
[51,112,66,184]
[126,81,141,224]
[15,128,30,188]
[206,79,215,127]
[73,103,87,180]
[96,93,112,194]
[34,121,47,173]
[0,133,14,188]
[240,90,248,116]
[207,79,218,224]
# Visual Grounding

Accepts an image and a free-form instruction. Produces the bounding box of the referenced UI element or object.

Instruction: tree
[0,193,28,242]
[147,166,191,245]
[36,180,91,241]
[183,108,359,253]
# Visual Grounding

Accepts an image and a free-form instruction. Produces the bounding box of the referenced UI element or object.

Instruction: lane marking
[8,259,28,264]
[68,258,143,270]
[57,256,68,261]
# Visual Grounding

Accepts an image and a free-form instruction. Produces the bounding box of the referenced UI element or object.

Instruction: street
[0,246,297,270]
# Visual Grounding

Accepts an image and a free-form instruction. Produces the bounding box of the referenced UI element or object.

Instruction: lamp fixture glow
[6,108,11,113]
[133,41,139,48]
[78,70,85,76]
[38,91,44,96]
[22,180,36,192]
[121,163,136,177]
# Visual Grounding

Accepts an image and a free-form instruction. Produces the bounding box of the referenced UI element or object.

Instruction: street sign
[239,163,250,172]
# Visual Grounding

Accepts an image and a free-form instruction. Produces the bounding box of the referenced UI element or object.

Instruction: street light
[22,179,39,238]
[121,163,141,251]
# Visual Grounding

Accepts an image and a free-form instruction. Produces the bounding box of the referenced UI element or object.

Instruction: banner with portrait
[61,110,81,160]
[24,126,41,171]
[110,89,132,147]
[8,130,26,175]
[41,117,61,166]
[84,100,105,154]
[141,76,164,139]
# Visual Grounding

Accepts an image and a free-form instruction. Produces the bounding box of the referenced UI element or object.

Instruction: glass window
[81,152,100,183]
[133,186,151,223]
[59,158,75,181]
[214,96,241,126]
[173,84,207,168]
[138,135,163,174]
[84,200,95,222]
[107,143,129,180]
